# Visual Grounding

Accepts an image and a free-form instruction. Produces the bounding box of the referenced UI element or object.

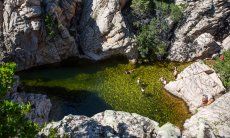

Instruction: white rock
[222,35,230,51]
[80,0,137,61]
[165,62,225,113]
[38,110,180,138]
[183,92,230,138]
[168,0,229,61]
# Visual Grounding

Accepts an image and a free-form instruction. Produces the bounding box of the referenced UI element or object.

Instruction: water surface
[19,58,191,127]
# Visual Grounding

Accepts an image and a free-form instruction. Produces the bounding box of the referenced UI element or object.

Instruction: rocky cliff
[168,0,230,61]
[0,0,136,70]
[1,0,229,70]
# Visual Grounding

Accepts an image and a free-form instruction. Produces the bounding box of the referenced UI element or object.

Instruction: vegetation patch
[0,62,39,137]
[130,0,184,62]
[0,62,16,97]
[214,51,230,88]
[44,14,58,38]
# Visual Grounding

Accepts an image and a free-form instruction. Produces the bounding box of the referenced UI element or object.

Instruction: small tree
[0,62,16,97]
[137,18,168,62]
[0,101,39,138]
[131,0,184,62]
[0,63,40,137]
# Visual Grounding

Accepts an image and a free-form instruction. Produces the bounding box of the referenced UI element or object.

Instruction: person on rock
[159,77,167,85]
[200,94,215,107]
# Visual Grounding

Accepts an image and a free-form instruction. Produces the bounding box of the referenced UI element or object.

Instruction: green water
[19,58,191,128]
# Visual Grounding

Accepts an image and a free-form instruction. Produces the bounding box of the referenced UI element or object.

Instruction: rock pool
[19,57,191,128]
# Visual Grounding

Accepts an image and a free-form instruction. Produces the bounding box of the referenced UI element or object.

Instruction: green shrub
[0,63,39,137]
[131,0,184,62]
[131,0,155,16]
[214,51,230,88]
[45,14,57,38]
[170,3,183,22]
[0,62,16,97]
[137,18,168,62]
[0,100,40,138]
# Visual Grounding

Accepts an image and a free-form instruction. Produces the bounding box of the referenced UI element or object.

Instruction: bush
[45,14,57,38]
[214,51,230,88]
[0,62,16,97]
[131,0,184,62]
[170,3,183,22]
[0,62,40,137]
[137,18,168,62]
[0,101,40,138]
[131,0,155,16]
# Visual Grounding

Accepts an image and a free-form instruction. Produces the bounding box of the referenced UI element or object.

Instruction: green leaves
[0,63,39,137]
[0,62,16,98]
[137,18,168,62]
[45,14,57,38]
[214,51,230,88]
[131,0,154,16]
[0,100,39,138]
[170,3,184,22]
[131,0,184,62]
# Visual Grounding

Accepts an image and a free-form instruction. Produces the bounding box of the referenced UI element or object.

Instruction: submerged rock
[165,62,225,113]
[38,110,180,138]
[183,92,230,138]
[168,0,230,61]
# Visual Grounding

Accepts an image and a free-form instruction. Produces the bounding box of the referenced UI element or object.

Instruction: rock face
[6,76,52,125]
[0,0,136,70]
[165,62,225,113]
[0,0,4,59]
[222,35,230,51]
[39,110,180,138]
[168,0,230,61]
[7,92,52,126]
[183,92,230,138]
[80,0,136,61]
[1,0,81,70]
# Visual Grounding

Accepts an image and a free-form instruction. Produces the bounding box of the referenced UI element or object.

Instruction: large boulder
[164,62,225,113]
[7,92,52,126]
[79,0,136,61]
[182,92,230,138]
[6,76,52,125]
[38,110,180,138]
[168,0,230,61]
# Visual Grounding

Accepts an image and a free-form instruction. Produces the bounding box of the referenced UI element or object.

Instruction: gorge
[0,0,230,137]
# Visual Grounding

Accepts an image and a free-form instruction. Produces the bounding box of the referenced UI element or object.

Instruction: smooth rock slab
[38,110,181,138]
[80,0,136,61]
[222,35,230,51]
[183,92,230,138]
[165,62,225,113]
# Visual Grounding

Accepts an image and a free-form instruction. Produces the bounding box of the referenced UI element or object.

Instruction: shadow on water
[24,85,112,121]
